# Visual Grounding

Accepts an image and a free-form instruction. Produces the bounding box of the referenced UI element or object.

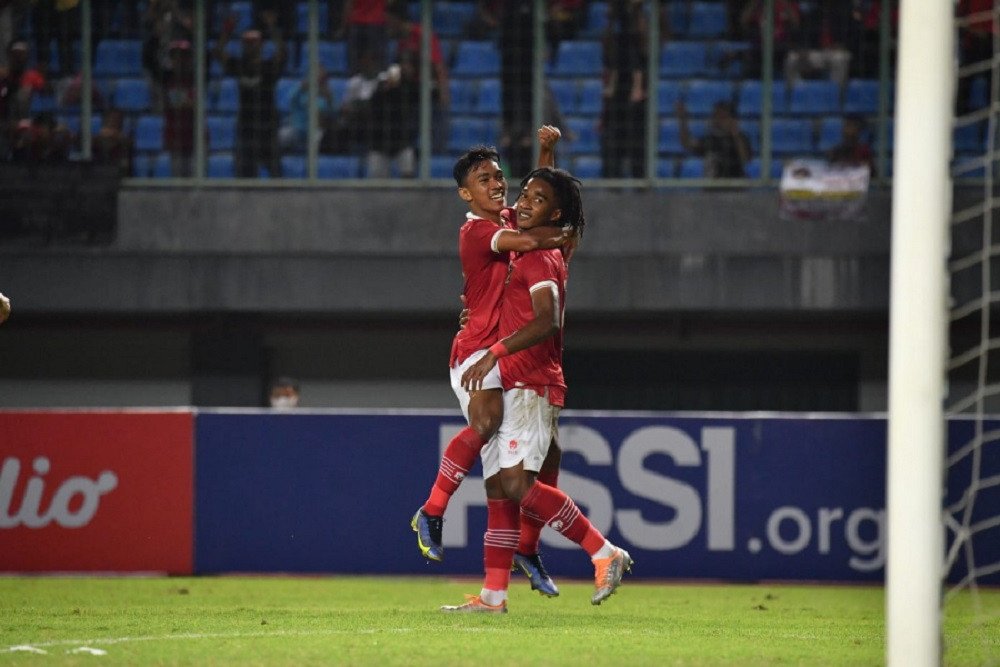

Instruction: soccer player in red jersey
[442,168,631,613]
[412,129,570,595]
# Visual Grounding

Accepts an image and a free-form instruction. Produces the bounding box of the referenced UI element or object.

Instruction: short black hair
[453,145,501,187]
[519,167,586,237]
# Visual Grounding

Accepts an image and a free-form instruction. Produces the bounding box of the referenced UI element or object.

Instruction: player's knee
[499,472,530,503]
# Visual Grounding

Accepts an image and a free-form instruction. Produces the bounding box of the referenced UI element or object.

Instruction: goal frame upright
[886,1,954,665]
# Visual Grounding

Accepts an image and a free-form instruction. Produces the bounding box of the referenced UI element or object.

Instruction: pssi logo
[0,456,118,529]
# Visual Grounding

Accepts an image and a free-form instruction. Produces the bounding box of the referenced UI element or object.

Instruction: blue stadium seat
[667,2,689,35]
[281,155,307,178]
[578,79,603,115]
[688,2,728,38]
[657,80,684,115]
[113,78,151,112]
[656,158,676,177]
[433,2,477,38]
[299,41,348,75]
[551,41,602,77]
[318,155,361,178]
[207,115,236,151]
[549,80,578,115]
[788,80,841,115]
[447,116,499,152]
[708,41,750,79]
[968,76,989,112]
[953,155,986,179]
[771,118,814,155]
[207,153,235,178]
[475,78,501,115]
[134,152,172,178]
[132,153,152,178]
[817,116,844,151]
[151,152,172,178]
[581,2,608,38]
[431,155,455,179]
[737,80,788,117]
[214,77,240,113]
[134,115,164,152]
[572,155,603,179]
[660,42,707,78]
[564,117,599,154]
[954,122,984,153]
[93,39,143,77]
[328,77,348,105]
[296,2,330,36]
[740,119,761,152]
[213,1,253,36]
[745,157,783,179]
[451,41,500,77]
[29,93,58,114]
[684,80,735,116]
[60,114,103,140]
[678,157,706,178]
[658,119,683,154]
[276,77,300,113]
[843,79,884,115]
[449,79,478,114]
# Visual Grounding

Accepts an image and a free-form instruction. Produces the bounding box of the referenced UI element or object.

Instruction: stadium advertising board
[0,411,194,573]
[195,411,919,582]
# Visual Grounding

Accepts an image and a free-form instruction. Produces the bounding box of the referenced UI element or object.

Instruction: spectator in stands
[213,10,287,178]
[58,71,108,111]
[31,0,78,77]
[142,0,194,111]
[547,0,586,58]
[91,108,133,175]
[465,0,500,40]
[740,0,801,79]
[148,39,196,177]
[11,112,70,164]
[0,0,27,69]
[338,0,388,75]
[339,48,382,154]
[0,40,48,159]
[826,115,874,174]
[784,0,853,89]
[387,5,450,149]
[279,65,336,155]
[269,376,300,409]
[366,54,419,178]
[600,0,648,178]
[676,99,750,178]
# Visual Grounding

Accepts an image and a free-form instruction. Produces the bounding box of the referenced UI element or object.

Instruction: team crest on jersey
[508,439,518,452]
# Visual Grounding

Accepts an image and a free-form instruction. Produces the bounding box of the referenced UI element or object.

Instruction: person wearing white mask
[268,376,300,409]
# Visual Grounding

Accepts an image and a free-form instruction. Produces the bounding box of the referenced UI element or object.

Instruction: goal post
[886,1,954,665]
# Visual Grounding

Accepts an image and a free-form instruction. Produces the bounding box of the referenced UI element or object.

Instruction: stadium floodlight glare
[886,1,953,666]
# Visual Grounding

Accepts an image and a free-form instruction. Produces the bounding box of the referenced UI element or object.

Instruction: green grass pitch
[0,576,996,666]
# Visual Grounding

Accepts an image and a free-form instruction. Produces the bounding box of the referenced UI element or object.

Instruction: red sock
[483,498,519,591]
[422,427,485,516]
[520,481,606,557]
[518,469,559,554]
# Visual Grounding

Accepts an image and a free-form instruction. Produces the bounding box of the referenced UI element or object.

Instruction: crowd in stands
[4,0,977,182]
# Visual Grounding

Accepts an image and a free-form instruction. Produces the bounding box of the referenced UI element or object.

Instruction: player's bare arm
[494,225,568,253]
[0,292,9,324]
[461,287,558,392]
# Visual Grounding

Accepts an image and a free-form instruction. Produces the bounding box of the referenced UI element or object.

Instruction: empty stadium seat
[447,116,499,152]
[112,78,151,112]
[581,2,608,38]
[709,41,751,79]
[299,41,348,75]
[276,77,300,113]
[431,155,455,179]
[318,155,361,178]
[564,117,599,154]
[134,115,164,152]
[842,79,884,115]
[475,78,501,115]
[296,2,330,36]
[29,93,58,114]
[658,118,683,154]
[770,118,814,155]
[549,80,578,115]
[954,122,984,153]
[745,157,783,179]
[688,2,728,38]
[578,79,603,115]
[788,80,841,115]
[207,153,235,178]
[817,116,844,152]
[433,2,477,38]
[214,77,240,113]
[134,152,172,178]
[281,155,307,178]
[737,80,788,117]
[660,42,708,78]
[572,155,603,179]
[207,115,236,151]
[657,80,684,114]
[451,41,500,77]
[449,79,478,114]
[656,158,675,178]
[93,39,143,77]
[678,157,706,178]
[684,79,735,116]
[551,41,602,77]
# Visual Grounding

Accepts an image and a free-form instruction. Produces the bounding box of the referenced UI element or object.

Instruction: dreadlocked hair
[453,145,502,187]
[520,167,586,237]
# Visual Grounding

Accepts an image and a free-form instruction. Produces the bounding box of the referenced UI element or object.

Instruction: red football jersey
[449,209,516,367]
[498,248,568,406]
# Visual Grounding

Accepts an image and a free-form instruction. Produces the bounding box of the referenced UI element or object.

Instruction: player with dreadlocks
[443,168,632,613]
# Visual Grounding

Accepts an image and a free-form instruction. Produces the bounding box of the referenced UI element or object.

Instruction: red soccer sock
[483,498,520,591]
[422,427,486,517]
[518,469,559,554]
[520,481,606,557]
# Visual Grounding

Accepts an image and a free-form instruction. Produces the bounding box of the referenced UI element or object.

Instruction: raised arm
[536,124,561,168]
[461,284,558,391]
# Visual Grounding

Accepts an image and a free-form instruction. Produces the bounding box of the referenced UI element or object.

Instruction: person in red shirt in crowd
[740,0,801,79]
[412,127,571,599]
[338,0,388,75]
[148,40,196,177]
[449,167,631,614]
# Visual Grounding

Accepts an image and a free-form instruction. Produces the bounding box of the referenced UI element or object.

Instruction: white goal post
[886,1,954,666]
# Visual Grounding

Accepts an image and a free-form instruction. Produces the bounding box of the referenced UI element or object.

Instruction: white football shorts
[450,348,504,422]
[481,387,560,479]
